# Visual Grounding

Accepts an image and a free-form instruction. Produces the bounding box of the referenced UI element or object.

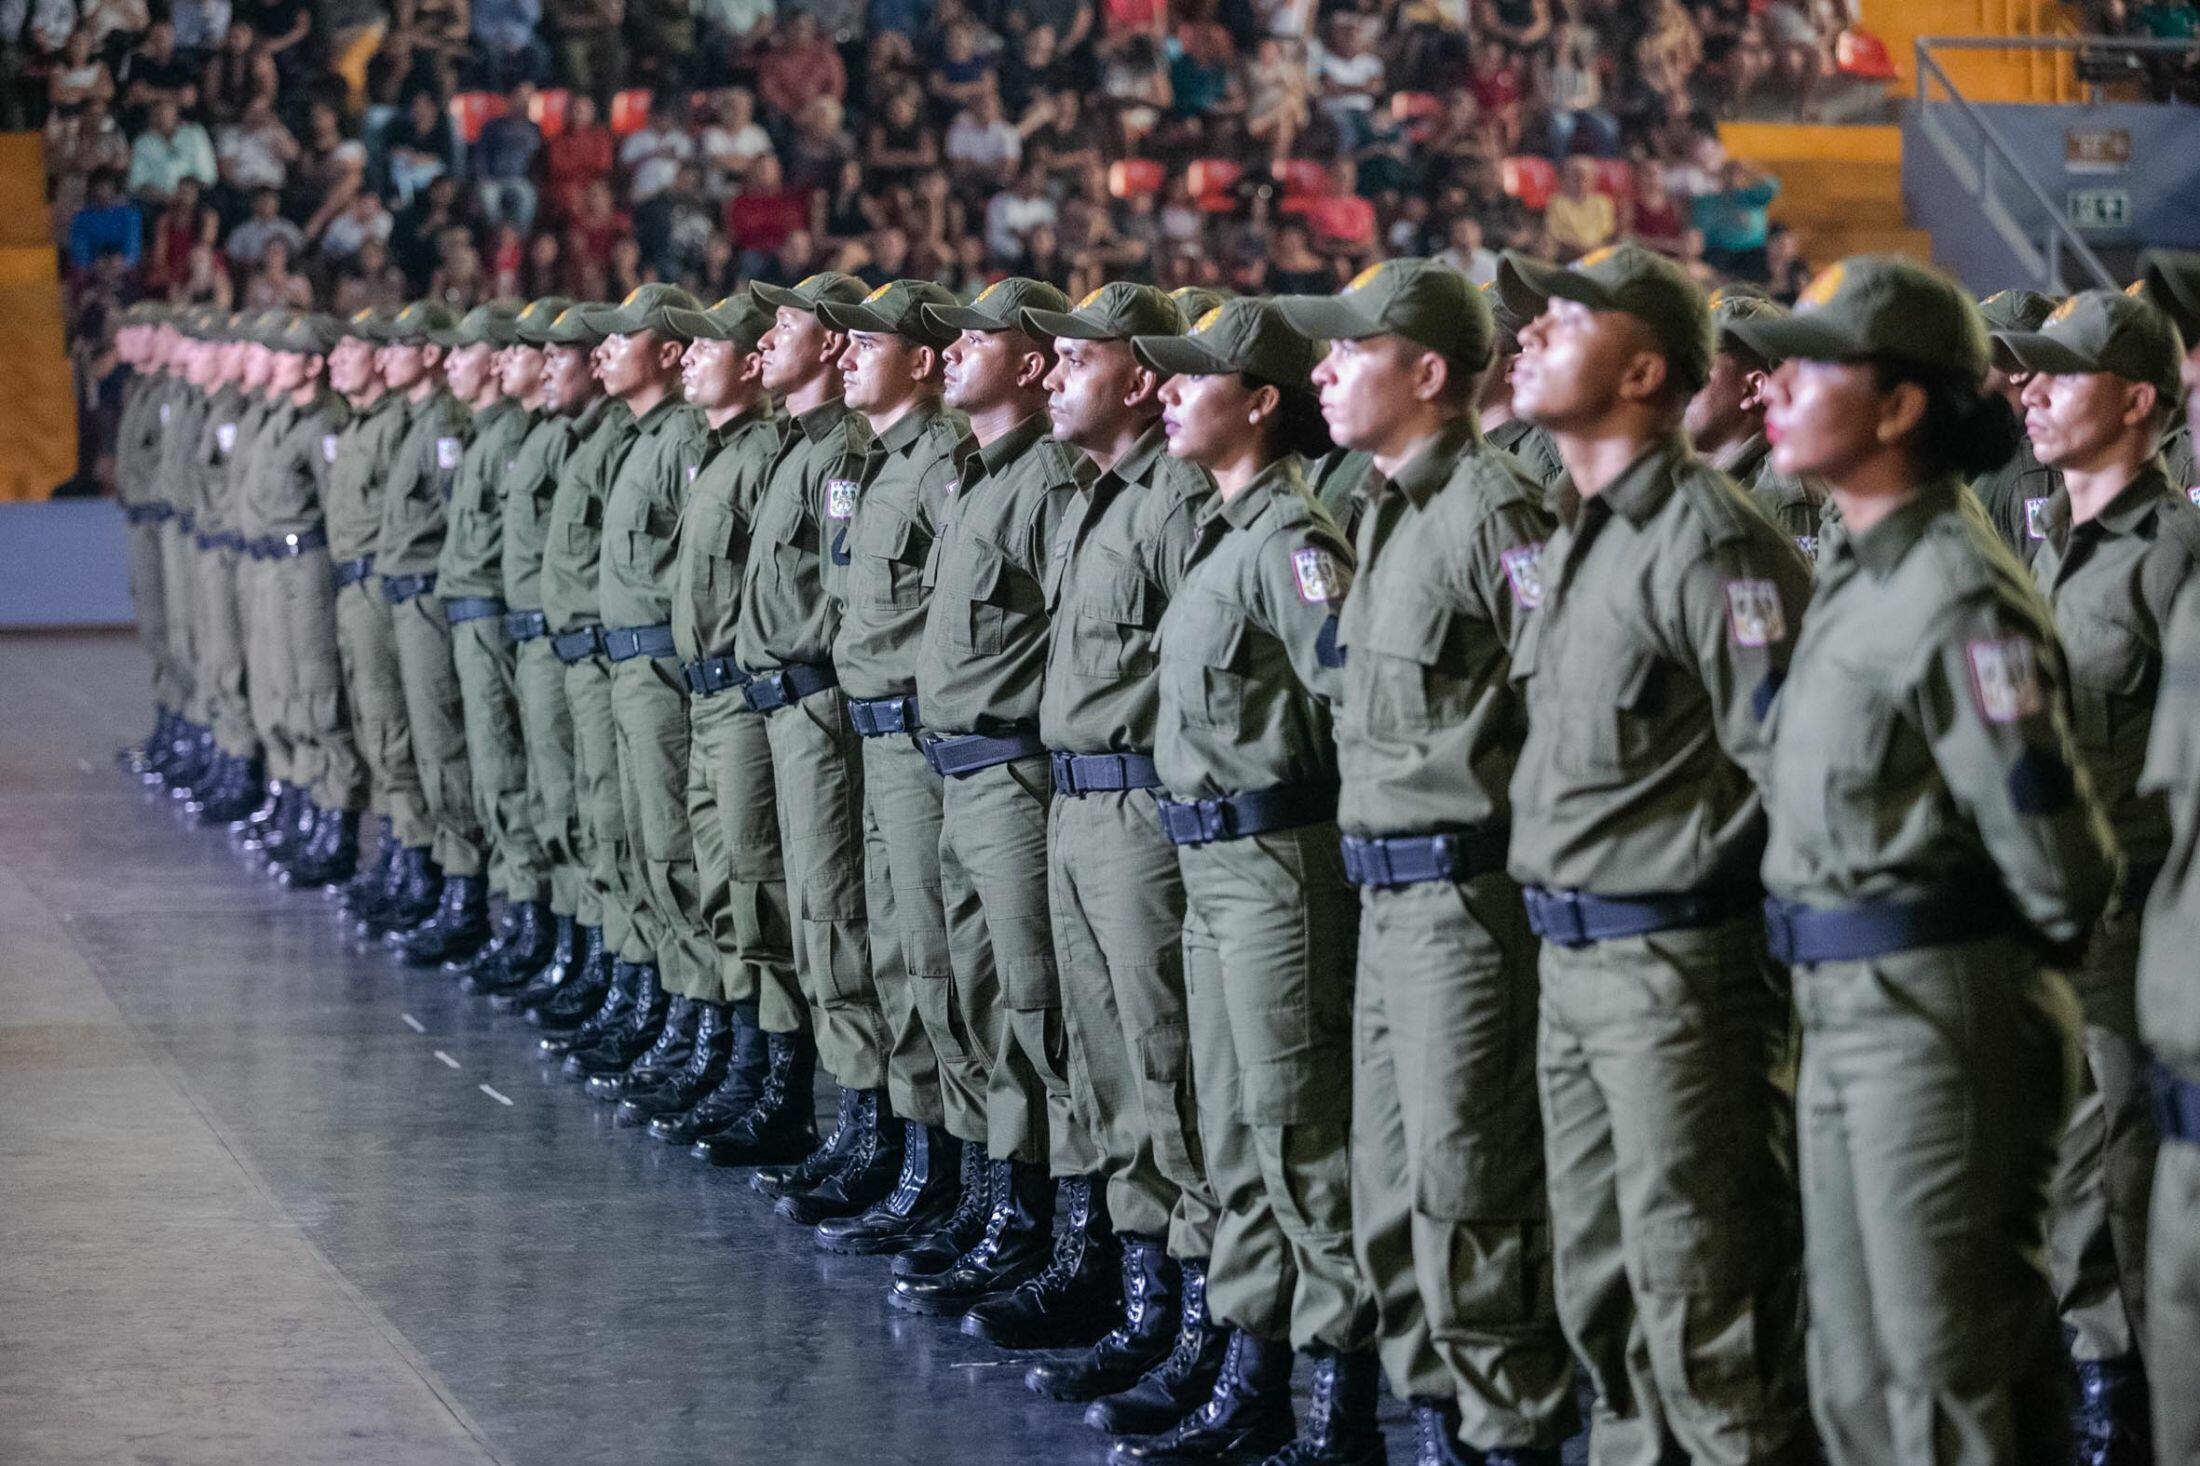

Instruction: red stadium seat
[1307,194,1376,247]
[1390,91,1445,142]
[1186,157,1242,211]
[1501,154,1558,212]
[1271,157,1329,202]
[529,87,572,140]
[1586,157,1635,204]
[1834,27,1898,80]
[1108,159,1166,199]
[449,90,509,146]
[610,88,654,136]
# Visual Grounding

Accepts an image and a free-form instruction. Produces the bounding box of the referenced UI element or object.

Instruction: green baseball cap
[1130,298,1316,384]
[432,300,525,349]
[541,302,611,347]
[341,305,392,342]
[1725,255,1988,380]
[1168,286,1230,322]
[1481,280,1530,347]
[1273,257,1495,372]
[385,301,460,345]
[1710,289,1791,363]
[512,295,576,346]
[270,312,343,356]
[1020,281,1185,343]
[2134,249,2200,347]
[1992,289,2186,398]
[578,283,706,339]
[750,271,868,315]
[1977,288,2058,334]
[817,279,962,347]
[925,277,1072,336]
[663,293,775,351]
[1497,244,1714,391]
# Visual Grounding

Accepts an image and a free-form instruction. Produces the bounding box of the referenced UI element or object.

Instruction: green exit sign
[2067,188,2130,231]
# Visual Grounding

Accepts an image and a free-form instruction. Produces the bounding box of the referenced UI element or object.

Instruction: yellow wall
[1860,0,2079,101]
[0,135,77,501]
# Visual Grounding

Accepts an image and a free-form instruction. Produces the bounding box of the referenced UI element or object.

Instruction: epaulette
[1671,458,1758,546]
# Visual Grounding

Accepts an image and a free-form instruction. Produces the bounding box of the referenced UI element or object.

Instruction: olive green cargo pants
[854,738,938,1127]
[160,520,199,719]
[1180,823,1373,1353]
[513,635,581,921]
[242,557,296,783]
[1051,787,1213,1251]
[762,689,884,1082]
[862,733,965,1135]
[1354,874,1574,1449]
[197,545,257,759]
[127,516,181,712]
[687,688,793,1008]
[336,579,429,845]
[453,617,549,904]
[610,656,715,1000]
[940,755,1071,1168]
[564,654,639,962]
[1537,918,1808,1465]
[2149,1135,2200,1463]
[1795,937,2079,1466]
[388,592,483,877]
[270,552,363,813]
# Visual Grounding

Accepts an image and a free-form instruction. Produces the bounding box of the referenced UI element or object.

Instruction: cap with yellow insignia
[342,305,394,342]
[1130,297,1317,384]
[1991,289,2185,399]
[1167,285,1231,323]
[924,276,1072,335]
[1273,257,1495,372]
[1725,255,1988,381]
[1976,288,2059,335]
[578,283,706,340]
[541,301,612,346]
[512,296,576,346]
[384,300,461,345]
[1710,288,1791,362]
[1496,243,1714,391]
[1019,281,1186,344]
[815,278,963,346]
[269,312,345,357]
[2133,249,2200,346]
[662,292,775,351]
[431,300,526,349]
[749,271,869,315]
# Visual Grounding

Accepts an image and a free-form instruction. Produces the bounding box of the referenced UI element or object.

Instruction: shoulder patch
[321,434,339,465]
[1292,545,1344,605]
[1966,636,2044,724]
[159,402,172,425]
[1724,578,1788,648]
[1675,464,1756,546]
[215,421,237,454]
[1500,543,1546,609]
[2024,497,2049,541]
[825,477,858,521]
[436,436,463,471]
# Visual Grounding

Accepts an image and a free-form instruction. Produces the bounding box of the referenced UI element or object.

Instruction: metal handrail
[1911,39,2118,292]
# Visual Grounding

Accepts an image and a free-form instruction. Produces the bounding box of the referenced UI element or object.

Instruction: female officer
[1112,299,1380,1466]
[1735,257,2116,1465]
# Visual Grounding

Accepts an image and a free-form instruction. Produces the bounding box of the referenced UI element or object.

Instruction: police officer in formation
[113,242,2200,1466]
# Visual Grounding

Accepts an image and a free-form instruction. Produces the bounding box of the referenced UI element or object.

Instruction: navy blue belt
[1051,750,1162,797]
[847,694,920,738]
[334,554,376,589]
[250,528,328,559]
[504,609,549,642]
[2154,1064,2200,1145]
[1341,828,1509,890]
[198,531,244,553]
[551,625,605,663]
[604,623,676,662]
[1156,782,1338,847]
[381,572,438,604]
[175,511,197,534]
[124,502,170,525]
[923,727,1048,779]
[683,655,749,698]
[742,661,838,713]
[1523,885,1747,949]
[444,595,507,625]
[1762,886,2016,966]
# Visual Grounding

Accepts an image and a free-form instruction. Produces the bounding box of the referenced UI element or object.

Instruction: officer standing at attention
[1498,243,1813,1464]
[232,316,310,861]
[187,320,266,826]
[2133,249,2200,496]
[1973,288,2063,559]
[1475,284,1567,491]
[437,303,556,992]
[1014,283,1225,1398]
[374,302,489,961]
[1119,299,1376,1466]
[631,293,785,1143]
[115,309,180,773]
[711,273,885,1181]
[169,317,230,807]
[1687,289,1824,560]
[145,318,213,791]
[1994,289,2196,1457]
[1738,256,2115,1465]
[890,279,1097,1327]
[809,279,977,1251]
[1282,260,1578,1465]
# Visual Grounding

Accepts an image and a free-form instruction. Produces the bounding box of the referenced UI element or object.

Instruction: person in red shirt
[562,178,630,290]
[543,93,615,224]
[755,15,847,127]
[723,154,810,275]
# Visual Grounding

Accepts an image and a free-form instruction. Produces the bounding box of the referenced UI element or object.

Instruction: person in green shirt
[187,318,266,826]
[1995,289,2197,1460]
[114,309,181,775]
[141,319,213,791]
[1499,243,1812,1464]
[232,313,305,861]
[1687,289,1824,561]
[1741,256,2116,1466]
[1973,288,2063,561]
[2133,248,2200,496]
[1475,282,1566,492]
[1283,259,1578,1463]
[164,319,225,808]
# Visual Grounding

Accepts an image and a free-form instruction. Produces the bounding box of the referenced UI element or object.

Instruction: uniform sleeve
[1254,524,1355,707]
[1461,481,1556,658]
[818,437,868,605]
[1913,596,2117,950]
[1151,489,1206,600]
[1669,529,1812,794]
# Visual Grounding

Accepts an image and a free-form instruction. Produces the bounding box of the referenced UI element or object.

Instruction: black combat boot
[345,830,408,931]
[888,1159,1054,1316]
[530,927,613,1032]
[815,1123,962,1255]
[494,913,576,1012]
[182,742,233,810]
[583,994,699,1100]
[198,755,263,824]
[397,875,489,967]
[126,709,171,776]
[291,809,359,887]
[461,899,553,994]
[1029,1234,1178,1401]
[366,847,441,936]
[752,1084,863,1199]
[964,1174,1121,1349]
[1085,1258,1229,1436]
[1104,1330,1295,1464]
[1405,1398,1559,1466]
[701,1030,821,1168]
[563,962,668,1075]
[2073,1355,2153,1466]
[336,817,394,910]
[536,954,632,1059]
[231,779,287,846]
[891,1138,994,1278]
[650,1002,768,1142]
[160,723,211,791]
[616,999,733,1124]
[172,728,219,800]
[777,1089,903,1225]
[1254,1349,1383,1466]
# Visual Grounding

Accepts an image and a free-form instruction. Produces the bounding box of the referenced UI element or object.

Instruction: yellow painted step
[0,243,77,501]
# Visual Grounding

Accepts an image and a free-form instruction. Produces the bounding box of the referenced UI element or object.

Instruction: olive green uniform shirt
[1763,477,2115,951]
[913,413,1090,735]
[1039,424,1212,757]
[506,397,610,613]
[1719,432,1825,561]
[1155,455,1353,800]
[438,398,533,600]
[541,400,638,635]
[599,398,711,631]
[1973,435,2061,562]
[117,373,168,507]
[158,382,210,523]
[736,398,872,673]
[2030,461,2200,871]
[373,390,470,578]
[834,398,976,702]
[193,386,250,536]
[2160,420,2193,497]
[671,404,780,664]
[1487,414,1567,490]
[1310,448,1374,542]
[2139,575,2200,1081]
[1336,420,1552,837]
[239,393,347,541]
[326,393,409,563]
[1508,436,1812,895]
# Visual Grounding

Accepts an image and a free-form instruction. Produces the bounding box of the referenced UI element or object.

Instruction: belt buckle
[1195,798,1229,844]
[1534,888,1588,947]
[1363,839,1396,889]
[1760,898,1798,963]
[1050,750,1076,793]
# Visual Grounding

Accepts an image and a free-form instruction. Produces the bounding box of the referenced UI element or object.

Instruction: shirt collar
[880,396,943,455]
[1712,432,1770,480]
[1597,434,1687,527]
[632,396,680,432]
[2085,458,2174,539]
[977,412,1048,476]
[1383,417,1482,508]
[1208,455,1305,532]
[710,399,772,449]
[1107,421,1170,490]
[1848,476,1962,578]
[795,397,849,442]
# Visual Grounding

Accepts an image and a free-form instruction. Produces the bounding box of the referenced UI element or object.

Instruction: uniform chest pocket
[858,513,927,609]
[1814,684,1910,865]
[645,501,680,540]
[1162,609,1249,731]
[949,538,1012,654]
[1555,638,1668,777]
[764,503,817,581]
[2061,610,2152,754]
[1068,560,1155,677]
[1356,598,1459,731]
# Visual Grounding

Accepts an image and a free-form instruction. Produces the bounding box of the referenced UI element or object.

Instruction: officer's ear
[1616,345,1672,410]
[737,347,767,384]
[1873,378,1929,446]
[1739,367,1773,412]
[1122,362,1162,412]
[1014,336,1054,392]
[2120,379,2161,435]
[909,344,940,385]
[1404,342,1452,406]
[818,328,848,369]
[655,336,686,372]
[421,344,446,372]
[1244,379,1282,428]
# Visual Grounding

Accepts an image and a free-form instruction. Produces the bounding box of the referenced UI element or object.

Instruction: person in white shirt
[618,98,696,205]
[982,165,1056,262]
